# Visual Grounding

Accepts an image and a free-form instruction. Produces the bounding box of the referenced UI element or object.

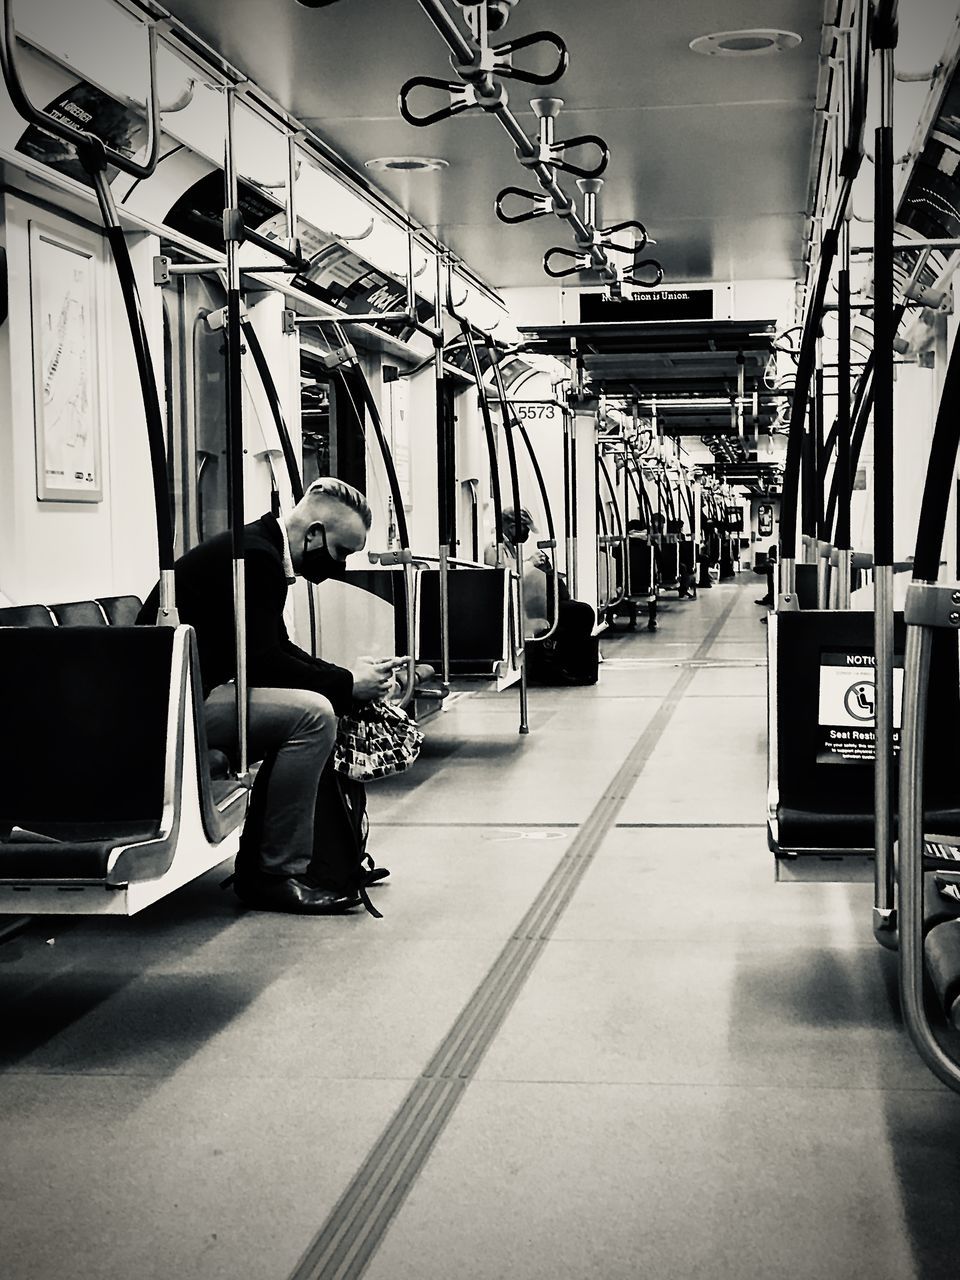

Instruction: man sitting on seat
[138,477,399,915]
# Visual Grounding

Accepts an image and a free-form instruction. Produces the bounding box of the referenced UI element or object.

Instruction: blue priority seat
[768,610,960,861]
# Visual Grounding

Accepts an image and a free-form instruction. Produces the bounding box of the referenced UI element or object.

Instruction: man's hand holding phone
[351,656,402,702]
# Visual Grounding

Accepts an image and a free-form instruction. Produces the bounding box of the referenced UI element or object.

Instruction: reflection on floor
[3,580,960,1280]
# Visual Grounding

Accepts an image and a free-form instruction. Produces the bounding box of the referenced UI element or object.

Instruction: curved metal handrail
[897,619,960,1091]
[597,452,627,610]
[897,50,960,1084]
[0,0,161,180]
[324,323,418,707]
[240,315,328,658]
[513,415,560,643]
[779,228,840,577]
[486,341,531,730]
[241,319,304,504]
[455,319,505,549]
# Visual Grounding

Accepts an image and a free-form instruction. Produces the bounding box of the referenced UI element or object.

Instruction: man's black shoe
[234,873,360,914]
[359,854,390,885]
[755,597,772,606]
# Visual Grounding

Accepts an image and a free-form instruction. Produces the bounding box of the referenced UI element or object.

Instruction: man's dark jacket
[137,513,354,713]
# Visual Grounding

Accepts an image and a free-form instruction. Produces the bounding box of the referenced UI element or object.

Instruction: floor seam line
[284,590,741,1280]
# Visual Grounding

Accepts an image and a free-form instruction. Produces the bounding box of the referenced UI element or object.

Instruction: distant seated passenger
[756,544,777,606]
[697,542,715,589]
[486,507,598,685]
[484,506,550,637]
[678,561,695,599]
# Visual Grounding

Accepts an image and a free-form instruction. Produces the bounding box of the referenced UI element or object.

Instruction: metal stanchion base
[873,906,899,950]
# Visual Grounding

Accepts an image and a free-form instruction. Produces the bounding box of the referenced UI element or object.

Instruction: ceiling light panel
[689,30,802,58]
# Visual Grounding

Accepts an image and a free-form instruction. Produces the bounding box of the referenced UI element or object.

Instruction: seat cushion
[0,822,163,879]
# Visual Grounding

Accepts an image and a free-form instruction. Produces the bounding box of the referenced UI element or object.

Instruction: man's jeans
[204,685,336,878]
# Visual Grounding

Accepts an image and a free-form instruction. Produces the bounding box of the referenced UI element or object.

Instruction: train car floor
[4,579,960,1279]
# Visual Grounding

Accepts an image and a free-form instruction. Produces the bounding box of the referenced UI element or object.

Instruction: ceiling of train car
[159,0,824,292]
[523,318,781,464]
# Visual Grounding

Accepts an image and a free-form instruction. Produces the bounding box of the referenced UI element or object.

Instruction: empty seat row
[0,595,142,627]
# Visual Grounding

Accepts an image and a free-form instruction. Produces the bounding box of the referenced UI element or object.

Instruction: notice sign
[817,650,904,764]
[579,289,714,323]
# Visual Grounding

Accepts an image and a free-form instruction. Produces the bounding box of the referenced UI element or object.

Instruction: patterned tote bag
[333,700,424,782]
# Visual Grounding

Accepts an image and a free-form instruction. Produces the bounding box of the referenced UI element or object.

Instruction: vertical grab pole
[488,340,530,735]
[694,477,701,580]
[566,338,581,599]
[566,404,579,599]
[602,450,628,609]
[649,398,659,629]
[326,324,418,706]
[779,228,840,603]
[435,255,452,688]
[873,14,897,944]
[815,346,830,607]
[801,392,816,567]
[516,416,560,639]
[595,419,605,615]
[286,133,299,247]
[836,225,853,609]
[223,86,249,777]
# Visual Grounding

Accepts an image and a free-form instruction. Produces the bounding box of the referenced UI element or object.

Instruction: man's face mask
[506,519,530,544]
[301,523,348,583]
